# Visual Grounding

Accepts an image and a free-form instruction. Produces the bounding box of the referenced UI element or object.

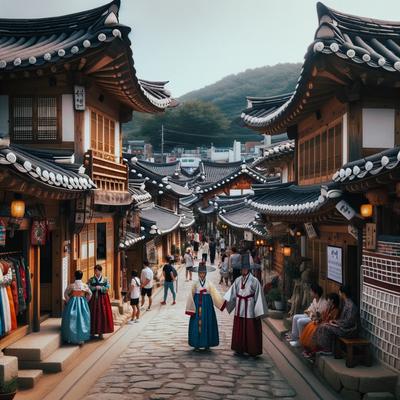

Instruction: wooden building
[0,0,173,345]
[241,2,400,370]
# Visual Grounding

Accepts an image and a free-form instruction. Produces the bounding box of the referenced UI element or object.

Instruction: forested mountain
[123,62,302,149]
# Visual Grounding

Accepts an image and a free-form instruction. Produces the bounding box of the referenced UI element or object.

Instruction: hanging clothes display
[0,255,31,337]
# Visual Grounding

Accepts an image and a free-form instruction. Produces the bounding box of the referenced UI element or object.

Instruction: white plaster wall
[362,108,395,148]
[0,96,9,137]
[62,95,74,142]
[83,109,91,152]
[281,165,289,183]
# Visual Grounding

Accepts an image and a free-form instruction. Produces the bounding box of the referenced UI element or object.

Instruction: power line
[162,127,262,139]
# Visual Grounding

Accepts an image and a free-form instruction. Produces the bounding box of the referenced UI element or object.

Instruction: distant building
[127,140,153,160]
[179,155,201,174]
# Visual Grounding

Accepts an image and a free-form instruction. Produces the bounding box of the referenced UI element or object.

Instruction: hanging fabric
[31,219,48,246]
[0,220,6,247]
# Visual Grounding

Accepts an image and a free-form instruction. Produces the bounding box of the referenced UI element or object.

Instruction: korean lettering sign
[74,85,85,111]
[327,245,343,284]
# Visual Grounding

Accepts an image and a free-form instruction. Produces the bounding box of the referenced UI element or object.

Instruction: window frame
[9,95,62,143]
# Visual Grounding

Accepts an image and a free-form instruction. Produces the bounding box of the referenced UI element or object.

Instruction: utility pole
[161,124,164,161]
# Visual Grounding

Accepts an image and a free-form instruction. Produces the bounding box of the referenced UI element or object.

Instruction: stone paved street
[83,265,296,400]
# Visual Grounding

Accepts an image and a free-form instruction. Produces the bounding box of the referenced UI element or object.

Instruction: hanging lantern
[360,204,373,218]
[268,246,274,252]
[256,240,260,246]
[283,246,292,257]
[296,230,302,237]
[11,199,25,218]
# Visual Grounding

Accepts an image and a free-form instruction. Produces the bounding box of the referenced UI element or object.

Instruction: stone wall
[360,239,400,371]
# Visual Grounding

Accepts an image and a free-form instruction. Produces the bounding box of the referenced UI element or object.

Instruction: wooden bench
[334,337,372,368]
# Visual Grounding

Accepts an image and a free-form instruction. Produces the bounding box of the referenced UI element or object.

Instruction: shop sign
[366,223,377,250]
[336,200,356,220]
[327,245,343,284]
[74,85,85,111]
[244,231,253,241]
[304,222,317,239]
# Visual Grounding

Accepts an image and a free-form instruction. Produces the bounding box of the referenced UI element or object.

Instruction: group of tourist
[61,265,114,345]
[286,283,358,359]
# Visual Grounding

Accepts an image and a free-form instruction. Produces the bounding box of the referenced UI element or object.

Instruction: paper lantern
[11,199,25,218]
[283,246,292,257]
[268,246,274,252]
[360,204,373,218]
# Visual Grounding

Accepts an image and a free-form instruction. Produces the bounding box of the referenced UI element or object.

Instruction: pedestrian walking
[209,237,217,265]
[224,263,268,356]
[229,247,242,282]
[88,265,114,338]
[161,256,176,305]
[193,231,200,259]
[219,251,230,285]
[61,270,92,345]
[219,236,226,254]
[185,262,225,351]
[140,261,154,311]
[199,239,209,262]
[129,271,141,323]
[184,248,194,281]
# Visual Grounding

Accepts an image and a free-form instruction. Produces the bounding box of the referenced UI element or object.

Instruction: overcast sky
[2,0,400,96]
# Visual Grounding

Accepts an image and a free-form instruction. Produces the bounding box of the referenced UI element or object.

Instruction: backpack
[171,265,178,278]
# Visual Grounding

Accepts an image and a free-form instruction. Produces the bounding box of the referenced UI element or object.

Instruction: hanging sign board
[348,225,358,240]
[327,245,343,284]
[365,223,377,250]
[244,231,253,241]
[74,85,86,111]
[336,200,356,220]
[304,222,317,239]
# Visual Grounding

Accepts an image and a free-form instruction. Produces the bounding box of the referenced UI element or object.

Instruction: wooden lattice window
[11,96,60,142]
[299,120,343,184]
[90,110,116,161]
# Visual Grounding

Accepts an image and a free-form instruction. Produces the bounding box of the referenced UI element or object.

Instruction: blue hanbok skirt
[61,296,91,344]
[188,293,219,348]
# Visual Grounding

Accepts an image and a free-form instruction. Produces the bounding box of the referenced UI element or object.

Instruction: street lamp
[360,204,373,218]
[11,197,25,218]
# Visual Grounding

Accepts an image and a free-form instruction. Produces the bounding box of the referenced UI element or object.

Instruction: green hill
[123,62,302,148]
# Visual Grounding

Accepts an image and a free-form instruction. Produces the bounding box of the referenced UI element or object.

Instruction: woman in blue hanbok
[61,270,92,344]
[185,263,225,351]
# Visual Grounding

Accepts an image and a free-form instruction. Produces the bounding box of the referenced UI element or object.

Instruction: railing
[84,150,128,192]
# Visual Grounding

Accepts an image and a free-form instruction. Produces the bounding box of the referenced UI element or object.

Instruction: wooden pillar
[347,101,362,162]
[113,216,121,300]
[32,246,40,332]
[74,109,85,164]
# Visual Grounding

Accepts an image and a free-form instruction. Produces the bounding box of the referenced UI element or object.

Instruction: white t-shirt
[194,233,200,242]
[184,253,194,267]
[130,277,141,299]
[140,267,154,289]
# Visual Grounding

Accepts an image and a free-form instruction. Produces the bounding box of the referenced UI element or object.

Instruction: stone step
[19,345,80,373]
[17,369,43,389]
[4,319,61,361]
[268,310,285,320]
[264,317,288,338]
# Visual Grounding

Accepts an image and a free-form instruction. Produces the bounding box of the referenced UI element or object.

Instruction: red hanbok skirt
[231,316,262,356]
[89,292,114,334]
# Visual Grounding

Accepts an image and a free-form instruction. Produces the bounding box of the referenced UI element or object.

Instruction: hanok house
[127,157,194,272]
[0,0,173,334]
[241,1,400,372]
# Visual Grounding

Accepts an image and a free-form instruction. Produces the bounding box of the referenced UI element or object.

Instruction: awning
[139,204,182,235]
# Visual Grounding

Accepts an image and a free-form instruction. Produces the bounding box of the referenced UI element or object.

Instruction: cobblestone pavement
[83,266,296,400]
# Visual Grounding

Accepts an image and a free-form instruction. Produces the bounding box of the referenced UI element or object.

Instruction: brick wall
[360,239,400,371]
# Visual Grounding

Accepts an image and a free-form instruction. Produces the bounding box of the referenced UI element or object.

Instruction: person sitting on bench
[316,285,358,354]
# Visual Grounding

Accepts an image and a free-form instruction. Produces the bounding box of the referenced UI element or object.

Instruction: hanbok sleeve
[88,277,96,292]
[223,281,237,314]
[253,279,268,318]
[208,282,226,311]
[85,285,93,301]
[101,278,110,293]
[64,285,71,302]
[185,283,196,316]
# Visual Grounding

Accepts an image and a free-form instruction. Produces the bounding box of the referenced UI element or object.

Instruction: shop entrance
[346,245,360,306]
[40,235,53,314]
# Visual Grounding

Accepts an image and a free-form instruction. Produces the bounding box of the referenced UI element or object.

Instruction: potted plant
[266,288,285,311]
[0,378,17,400]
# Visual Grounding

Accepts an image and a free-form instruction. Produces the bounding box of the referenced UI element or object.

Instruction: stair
[17,369,43,389]
[4,319,61,361]
[19,345,80,373]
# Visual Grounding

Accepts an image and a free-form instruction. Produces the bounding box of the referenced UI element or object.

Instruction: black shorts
[141,287,153,297]
[130,298,139,306]
[186,266,193,272]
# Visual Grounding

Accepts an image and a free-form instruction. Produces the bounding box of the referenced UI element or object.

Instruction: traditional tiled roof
[180,205,195,229]
[128,158,193,197]
[119,231,146,249]
[195,160,267,193]
[180,194,199,207]
[128,179,152,204]
[252,140,295,167]
[0,0,174,112]
[0,145,95,191]
[248,182,342,217]
[240,2,400,133]
[139,204,182,235]
[332,146,400,187]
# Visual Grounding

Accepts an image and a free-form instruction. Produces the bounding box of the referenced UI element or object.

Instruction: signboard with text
[327,245,343,284]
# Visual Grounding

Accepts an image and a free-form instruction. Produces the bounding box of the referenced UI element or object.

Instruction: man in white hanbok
[224,263,268,356]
